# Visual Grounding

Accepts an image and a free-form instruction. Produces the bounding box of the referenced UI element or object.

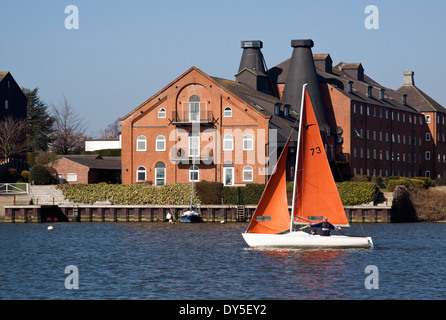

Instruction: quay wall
[4,204,393,223]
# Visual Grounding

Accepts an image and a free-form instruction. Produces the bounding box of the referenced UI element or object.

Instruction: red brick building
[120,39,446,185]
[51,155,121,184]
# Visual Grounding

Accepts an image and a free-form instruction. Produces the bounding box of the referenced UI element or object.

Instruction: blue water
[0,222,445,300]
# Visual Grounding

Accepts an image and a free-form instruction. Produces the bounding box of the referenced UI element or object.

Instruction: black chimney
[236,40,269,92]
[238,40,266,73]
[281,39,328,129]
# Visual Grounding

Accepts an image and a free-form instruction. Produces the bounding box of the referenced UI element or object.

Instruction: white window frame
[136,135,146,151]
[158,108,166,118]
[156,135,166,151]
[155,163,166,186]
[223,134,233,151]
[224,107,232,117]
[243,134,254,151]
[189,165,199,182]
[223,166,234,186]
[189,96,200,122]
[189,131,199,157]
[243,165,253,182]
[136,166,146,182]
[66,173,77,182]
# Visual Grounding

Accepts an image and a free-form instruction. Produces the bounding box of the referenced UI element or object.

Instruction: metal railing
[171,111,214,124]
[0,183,29,194]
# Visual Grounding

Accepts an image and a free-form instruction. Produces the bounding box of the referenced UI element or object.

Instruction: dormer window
[274,104,281,116]
[284,105,290,118]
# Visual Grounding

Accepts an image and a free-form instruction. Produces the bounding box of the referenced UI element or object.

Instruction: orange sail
[245,138,291,234]
[293,90,349,227]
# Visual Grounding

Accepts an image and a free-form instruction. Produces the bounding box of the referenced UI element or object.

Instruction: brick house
[50,155,121,184]
[120,39,446,184]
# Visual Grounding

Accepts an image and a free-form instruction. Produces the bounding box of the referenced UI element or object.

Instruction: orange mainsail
[245,85,348,235]
[245,138,291,234]
[293,90,349,227]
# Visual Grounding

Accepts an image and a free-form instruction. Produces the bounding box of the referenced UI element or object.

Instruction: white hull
[242,231,373,249]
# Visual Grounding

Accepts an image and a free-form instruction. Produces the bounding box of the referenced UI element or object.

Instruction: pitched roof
[55,155,121,170]
[211,76,297,143]
[0,71,9,82]
[268,55,423,114]
[397,84,446,113]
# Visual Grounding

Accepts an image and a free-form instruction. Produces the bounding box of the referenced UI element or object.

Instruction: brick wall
[120,67,270,185]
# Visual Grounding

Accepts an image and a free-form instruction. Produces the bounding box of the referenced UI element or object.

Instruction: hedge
[59,184,199,205]
[336,181,378,206]
[59,181,379,206]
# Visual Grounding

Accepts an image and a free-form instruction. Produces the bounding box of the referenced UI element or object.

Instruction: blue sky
[1,0,445,137]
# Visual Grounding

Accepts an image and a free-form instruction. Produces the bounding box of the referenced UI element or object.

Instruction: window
[4,100,8,110]
[274,104,280,115]
[156,135,166,151]
[243,166,253,182]
[223,163,234,186]
[243,134,254,150]
[426,132,431,141]
[426,115,431,123]
[224,107,232,117]
[137,166,146,182]
[136,135,146,151]
[189,131,199,156]
[67,173,77,182]
[223,134,233,151]
[189,165,199,182]
[189,95,200,122]
[284,106,289,118]
[158,108,166,118]
[426,151,431,161]
[155,162,166,186]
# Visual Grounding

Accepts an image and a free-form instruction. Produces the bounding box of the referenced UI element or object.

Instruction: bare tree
[49,96,89,154]
[100,120,121,139]
[0,116,27,161]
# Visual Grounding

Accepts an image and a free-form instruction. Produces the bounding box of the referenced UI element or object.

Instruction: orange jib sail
[294,90,348,227]
[246,138,291,234]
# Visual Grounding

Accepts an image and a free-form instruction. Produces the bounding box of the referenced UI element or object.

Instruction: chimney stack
[403,70,415,86]
[238,40,266,74]
[236,40,269,92]
[281,39,328,129]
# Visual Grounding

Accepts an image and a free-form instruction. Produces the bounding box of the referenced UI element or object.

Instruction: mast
[290,83,307,233]
[190,155,195,210]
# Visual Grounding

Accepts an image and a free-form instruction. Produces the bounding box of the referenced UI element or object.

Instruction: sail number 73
[310,147,322,156]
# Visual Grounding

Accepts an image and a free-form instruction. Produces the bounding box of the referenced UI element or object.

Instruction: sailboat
[180,156,202,223]
[242,84,373,248]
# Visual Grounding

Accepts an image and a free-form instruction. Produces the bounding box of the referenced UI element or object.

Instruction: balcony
[170,147,214,164]
[170,111,214,126]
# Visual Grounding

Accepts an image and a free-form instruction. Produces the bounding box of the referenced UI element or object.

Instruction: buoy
[220,220,225,224]
[46,217,52,222]
[47,226,54,230]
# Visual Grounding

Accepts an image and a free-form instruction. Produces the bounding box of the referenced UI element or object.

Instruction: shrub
[387,179,410,191]
[195,181,223,204]
[59,183,199,205]
[336,181,378,206]
[21,170,30,182]
[30,165,53,185]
